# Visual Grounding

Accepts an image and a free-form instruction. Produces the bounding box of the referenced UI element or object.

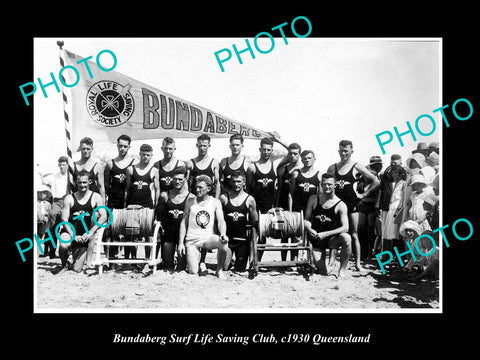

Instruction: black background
[6,4,478,355]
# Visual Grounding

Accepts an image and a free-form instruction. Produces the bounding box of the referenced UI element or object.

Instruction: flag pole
[57,40,75,193]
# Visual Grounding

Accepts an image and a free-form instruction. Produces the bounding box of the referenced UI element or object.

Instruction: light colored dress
[381,180,405,240]
[408,185,434,223]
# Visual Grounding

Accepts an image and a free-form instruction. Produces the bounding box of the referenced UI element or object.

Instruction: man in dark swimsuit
[246,137,277,261]
[57,169,108,273]
[220,170,258,272]
[124,144,160,260]
[187,134,220,198]
[286,150,321,261]
[219,134,252,193]
[326,140,379,271]
[304,173,352,277]
[356,156,383,260]
[289,150,321,213]
[155,166,194,270]
[103,134,133,262]
[246,137,277,214]
[72,137,105,204]
[275,142,302,210]
[125,144,160,209]
[153,137,187,192]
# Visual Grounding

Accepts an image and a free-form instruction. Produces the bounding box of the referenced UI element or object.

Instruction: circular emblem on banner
[86,81,134,127]
[195,210,211,229]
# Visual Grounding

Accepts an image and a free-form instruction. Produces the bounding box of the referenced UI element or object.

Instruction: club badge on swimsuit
[168,209,184,219]
[336,179,351,189]
[315,214,332,223]
[86,81,134,127]
[300,182,316,192]
[72,210,91,218]
[114,173,126,183]
[227,211,245,222]
[133,180,147,189]
[161,176,172,186]
[195,210,211,228]
[257,178,274,188]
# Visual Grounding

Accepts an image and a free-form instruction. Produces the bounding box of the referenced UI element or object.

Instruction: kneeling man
[58,169,108,273]
[304,173,352,277]
[178,175,229,278]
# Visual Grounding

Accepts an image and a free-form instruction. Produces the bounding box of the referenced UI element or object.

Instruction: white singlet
[185,196,216,247]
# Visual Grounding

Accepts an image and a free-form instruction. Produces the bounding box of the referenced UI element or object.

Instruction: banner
[62,48,272,147]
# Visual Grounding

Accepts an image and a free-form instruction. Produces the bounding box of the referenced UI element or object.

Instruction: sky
[33,37,441,177]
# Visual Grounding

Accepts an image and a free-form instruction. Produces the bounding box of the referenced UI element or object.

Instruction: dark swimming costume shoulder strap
[333,199,343,211]
[88,190,95,206]
[241,193,249,206]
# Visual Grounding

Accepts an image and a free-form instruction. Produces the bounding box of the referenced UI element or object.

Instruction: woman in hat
[381,165,407,253]
[397,152,427,226]
[399,220,439,279]
[406,174,435,231]
[425,151,439,172]
[398,220,423,271]
[422,192,439,230]
[405,153,426,174]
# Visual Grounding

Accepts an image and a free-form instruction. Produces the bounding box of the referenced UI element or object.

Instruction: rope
[258,208,303,240]
[111,206,155,237]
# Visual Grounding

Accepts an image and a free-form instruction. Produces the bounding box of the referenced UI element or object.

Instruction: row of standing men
[39,133,410,276]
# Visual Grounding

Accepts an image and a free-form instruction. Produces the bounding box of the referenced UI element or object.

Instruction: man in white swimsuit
[178,175,229,279]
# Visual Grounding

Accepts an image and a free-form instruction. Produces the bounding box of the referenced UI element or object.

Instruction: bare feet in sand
[355,261,363,272]
[215,270,227,280]
[338,268,348,278]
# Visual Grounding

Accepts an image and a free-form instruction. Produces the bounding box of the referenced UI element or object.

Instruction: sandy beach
[35,246,439,311]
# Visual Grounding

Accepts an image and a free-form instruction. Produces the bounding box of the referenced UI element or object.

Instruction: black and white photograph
[8,6,478,354]
[32,37,442,313]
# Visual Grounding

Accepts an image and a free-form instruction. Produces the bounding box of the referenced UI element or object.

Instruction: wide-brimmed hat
[412,142,429,155]
[426,151,439,169]
[410,174,427,186]
[37,184,51,194]
[368,155,383,165]
[428,141,439,149]
[399,220,422,237]
[420,166,436,184]
[406,153,426,169]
